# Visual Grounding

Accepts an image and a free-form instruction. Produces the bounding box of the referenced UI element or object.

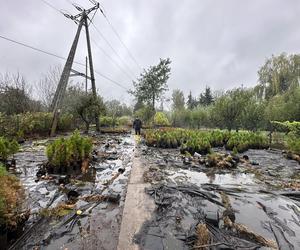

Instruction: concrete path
[117,143,155,250]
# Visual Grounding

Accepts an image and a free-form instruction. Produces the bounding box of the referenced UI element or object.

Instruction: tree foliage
[172,89,185,111]
[186,91,198,110]
[131,58,171,110]
[211,88,252,131]
[199,86,214,106]
[62,85,105,133]
[257,53,300,99]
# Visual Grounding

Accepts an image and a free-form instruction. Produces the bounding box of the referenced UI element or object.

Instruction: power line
[94,70,128,90]
[89,18,137,79]
[0,34,68,61]
[91,37,135,81]
[0,34,129,91]
[40,0,135,83]
[38,0,64,15]
[79,22,135,82]
[100,11,142,71]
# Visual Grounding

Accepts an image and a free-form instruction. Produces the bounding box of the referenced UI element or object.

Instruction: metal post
[50,16,85,137]
[84,14,100,132]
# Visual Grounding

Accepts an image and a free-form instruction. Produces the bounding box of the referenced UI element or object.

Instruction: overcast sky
[1,0,300,106]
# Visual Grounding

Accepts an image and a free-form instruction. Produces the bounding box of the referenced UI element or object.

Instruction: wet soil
[136,145,300,249]
[8,133,134,250]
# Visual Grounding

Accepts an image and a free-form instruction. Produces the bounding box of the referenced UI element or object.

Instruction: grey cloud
[1,0,300,103]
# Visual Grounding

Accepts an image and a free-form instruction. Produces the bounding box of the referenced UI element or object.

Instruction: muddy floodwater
[6,135,300,250]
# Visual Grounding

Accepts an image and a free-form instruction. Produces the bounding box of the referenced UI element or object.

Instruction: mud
[135,145,300,249]
[8,133,134,250]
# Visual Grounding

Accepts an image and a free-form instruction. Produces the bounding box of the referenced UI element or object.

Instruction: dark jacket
[133,119,142,130]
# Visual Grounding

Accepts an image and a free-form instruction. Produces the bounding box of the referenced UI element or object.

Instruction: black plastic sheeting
[135,183,300,250]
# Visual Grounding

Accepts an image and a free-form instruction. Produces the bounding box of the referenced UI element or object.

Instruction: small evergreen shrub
[0,137,19,161]
[154,112,170,127]
[46,131,92,168]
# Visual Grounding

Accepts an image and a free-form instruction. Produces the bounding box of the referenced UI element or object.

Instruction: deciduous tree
[130,58,171,110]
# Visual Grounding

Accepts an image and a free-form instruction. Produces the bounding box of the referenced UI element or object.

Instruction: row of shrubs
[144,128,269,154]
[99,116,131,127]
[0,112,75,138]
[0,112,133,139]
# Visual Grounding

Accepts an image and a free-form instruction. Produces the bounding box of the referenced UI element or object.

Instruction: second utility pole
[84,14,100,130]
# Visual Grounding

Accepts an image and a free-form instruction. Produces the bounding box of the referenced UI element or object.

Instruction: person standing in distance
[133,117,142,135]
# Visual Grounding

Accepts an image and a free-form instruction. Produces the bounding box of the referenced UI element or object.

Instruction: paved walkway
[117,141,155,250]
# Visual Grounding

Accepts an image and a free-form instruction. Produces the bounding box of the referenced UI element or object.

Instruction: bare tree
[36,65,61,110]
[0,72,41,115]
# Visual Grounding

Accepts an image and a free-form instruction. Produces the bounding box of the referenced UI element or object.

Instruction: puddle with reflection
[167,169,255,186]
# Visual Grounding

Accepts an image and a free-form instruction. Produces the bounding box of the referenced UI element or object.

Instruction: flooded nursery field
[6,132,135,250]
[3,1,300,249]
[136,146,300,249]
[1,129,300,250]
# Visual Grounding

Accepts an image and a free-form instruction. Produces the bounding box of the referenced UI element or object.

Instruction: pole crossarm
[70,69,91,80]
[63,2,101,23]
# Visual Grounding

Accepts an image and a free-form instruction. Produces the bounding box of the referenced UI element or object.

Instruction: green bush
[0,137,19,161]
[271,121,300,135]
[225,131,268,152]
[271,121,300,154]
[154,112,170,127]
[58,113,75,131]
[46,130,92,167]
[118,116,131,126]
[287,133,300,155]
[181,136,211,155]
[100,116,115,127]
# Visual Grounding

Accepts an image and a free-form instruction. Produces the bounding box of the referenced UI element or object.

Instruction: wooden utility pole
[50,3,101,136]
